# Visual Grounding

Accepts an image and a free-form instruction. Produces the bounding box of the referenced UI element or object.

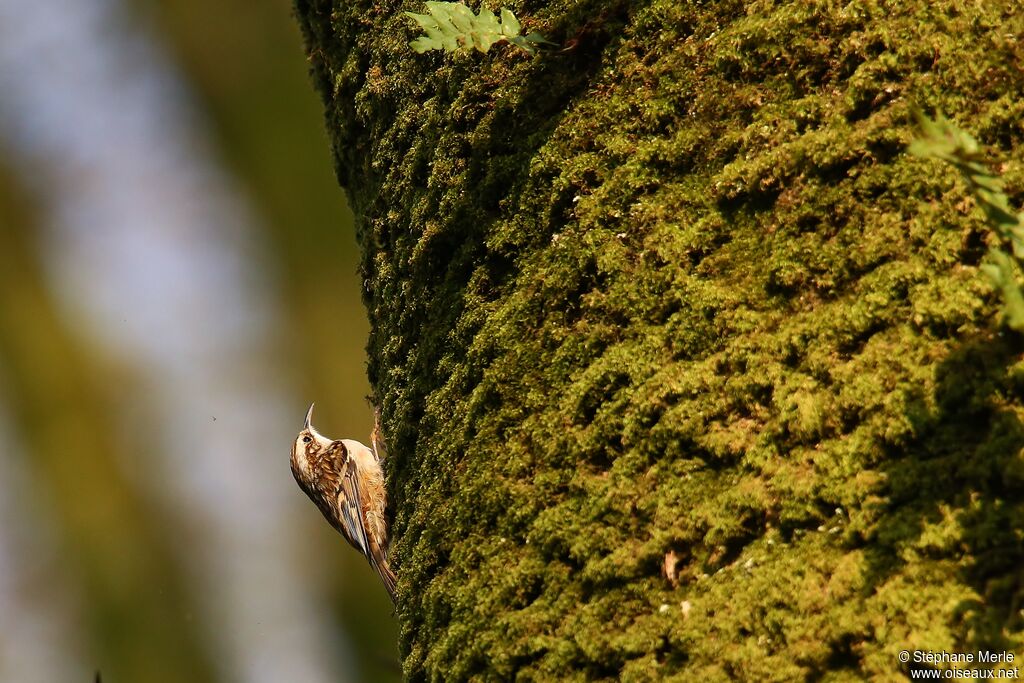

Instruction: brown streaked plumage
[290,403,396,600]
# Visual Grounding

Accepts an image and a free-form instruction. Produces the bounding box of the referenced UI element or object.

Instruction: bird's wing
[326,440,371,557]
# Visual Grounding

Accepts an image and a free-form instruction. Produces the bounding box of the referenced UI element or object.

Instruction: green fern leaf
[912,109,1024,332]
[405,2,553,54]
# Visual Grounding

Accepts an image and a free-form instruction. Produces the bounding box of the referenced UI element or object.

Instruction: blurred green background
[0,0,398,681]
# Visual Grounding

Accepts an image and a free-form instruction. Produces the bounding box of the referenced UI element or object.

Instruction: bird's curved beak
[304,402,315,430]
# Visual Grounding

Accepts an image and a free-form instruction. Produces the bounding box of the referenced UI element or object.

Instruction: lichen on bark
[293,0,1024,679]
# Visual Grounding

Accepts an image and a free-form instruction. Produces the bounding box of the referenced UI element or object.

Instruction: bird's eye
[303,436,312,444]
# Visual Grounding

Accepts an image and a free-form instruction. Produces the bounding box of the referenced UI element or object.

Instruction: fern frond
[405,2,554,55]
[912,109,1024,331]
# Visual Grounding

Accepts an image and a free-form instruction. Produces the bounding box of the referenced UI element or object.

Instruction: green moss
[294,0,1024,679]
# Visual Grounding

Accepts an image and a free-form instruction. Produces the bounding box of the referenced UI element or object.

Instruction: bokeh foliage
[1,0,397,679]
[0,164,214,683]
[295,0,1024,679]
[138,0,399,676]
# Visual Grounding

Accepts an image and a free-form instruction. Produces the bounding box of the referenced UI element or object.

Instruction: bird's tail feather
[373,557,397,602]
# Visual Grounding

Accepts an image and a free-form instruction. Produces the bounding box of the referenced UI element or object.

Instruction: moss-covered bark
[293,0,1024,679]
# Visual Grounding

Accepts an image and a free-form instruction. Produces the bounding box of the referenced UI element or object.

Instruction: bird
[291,403,396,600]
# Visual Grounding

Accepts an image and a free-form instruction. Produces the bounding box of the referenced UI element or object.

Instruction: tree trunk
[293,1,1024,679]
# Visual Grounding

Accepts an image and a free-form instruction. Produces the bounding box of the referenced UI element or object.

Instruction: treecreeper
[290,403,396,600]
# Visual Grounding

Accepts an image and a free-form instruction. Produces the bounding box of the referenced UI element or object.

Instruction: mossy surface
[293,0,1024,679]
